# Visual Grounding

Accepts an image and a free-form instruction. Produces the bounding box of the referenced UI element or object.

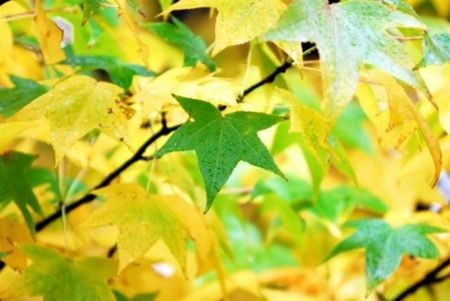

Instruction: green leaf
[6,245,116,301]
[264,0,427,108]
[114,291,157,301]
[314,187,388,222]
[420,33,450,66]
[328,219,444,291]
[0,152,43,233]
[144,17,216,71]
[0,76,48,118]
[82,0,103,25]
[63,46,155,89]
[155,95,284,211]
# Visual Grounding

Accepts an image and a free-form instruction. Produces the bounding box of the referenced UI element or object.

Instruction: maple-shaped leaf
[166,0,286,55]
[0,76,48,118]
[264,0,427,109]
[5,245,116,301]
[328,219,444,291]
[155,95,284,210]
[0,152,43,233]
[9,75,130,164]
[85,184,211,272]
[144,17,216,71]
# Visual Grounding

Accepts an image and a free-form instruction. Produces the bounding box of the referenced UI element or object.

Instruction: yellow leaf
[362,70,442,186]
[166,0,286,55]
[33,0,65,64]
[84,184,212,273]
[132,65,241,115]
[0,218,33,270]
[9,75,130,164]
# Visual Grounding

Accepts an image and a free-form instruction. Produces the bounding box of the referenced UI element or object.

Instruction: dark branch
[237,59,293,103]
[35,123,180,232]
[392,257,450,301]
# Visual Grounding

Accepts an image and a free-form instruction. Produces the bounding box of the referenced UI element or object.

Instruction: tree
[0,0,449,300]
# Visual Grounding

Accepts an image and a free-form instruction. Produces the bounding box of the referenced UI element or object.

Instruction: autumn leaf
[0,152,43,233]
[5,245,116,301]
[363,71,442,186]
[328,219,444,291]
[155,95,284,210]
[144,17,216,71]
[82,0,103,25]
[33,0,65,64]
[8,75,130,164]
[84,184,211,272]
[0,218,33,270]
[0,76,48,118]
[264,0,427,109]
[166,0,286,55]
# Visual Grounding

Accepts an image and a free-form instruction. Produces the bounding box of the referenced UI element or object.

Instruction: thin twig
[35,123,180,232]
[392,257,450,301]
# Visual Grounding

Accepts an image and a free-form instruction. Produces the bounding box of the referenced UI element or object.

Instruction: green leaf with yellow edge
[0,152,43,233]
[280,88,356,191]
[264,0,427,109]
[84,184,211,273]
[0,76,48,118]
[5,245,116,301]
[166,0,286,55]
[155,95,284,211]
[9,75,130,165]
[145,17,216,71]
[328,219,444,292]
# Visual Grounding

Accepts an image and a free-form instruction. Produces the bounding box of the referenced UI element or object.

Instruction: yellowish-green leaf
[265,0,427,110]
[280,88,356,190]
[9,75,130,164]
[166,0,286,55]
[33,0,65,64]
[5,245,116,301]
[84,184,212,273]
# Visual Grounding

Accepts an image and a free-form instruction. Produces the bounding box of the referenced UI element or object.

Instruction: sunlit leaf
[166,0,286,55]
[265,0,427,109]
[84,184,212,272]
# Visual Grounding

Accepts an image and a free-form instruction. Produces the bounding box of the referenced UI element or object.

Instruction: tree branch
[392,257,450,301]
[237,59,293,103]
[35,123,180,232]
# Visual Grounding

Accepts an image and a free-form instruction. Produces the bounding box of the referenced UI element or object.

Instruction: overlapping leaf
[328,219,444,291]
[84,184,211,272]
[155,95,284,210]
[0,76,48,118]
[0,152,43,233]
[145,17,216,71]
[166,0,286,55]
[5,245,116,301]
[265,0,427,109]
[8,75,130,164]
